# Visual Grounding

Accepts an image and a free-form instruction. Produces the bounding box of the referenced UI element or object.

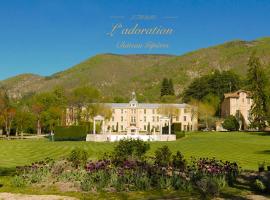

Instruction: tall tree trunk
[5,120,9,138]
[37,119,41,135]
[20,125,24,139]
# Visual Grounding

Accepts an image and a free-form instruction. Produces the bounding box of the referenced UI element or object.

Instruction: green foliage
[172,123,182,133]
[254,179,266,192]
[172,151,186,171]
[70,86,100,107]
[247,52,268,130]
[112,139,150,163]
[194,176,223,199]
[12,175,27,187]
[54,125,87,141]
[175,132,185,139]
[68,148,89,168]
[183,70,241,103]
[154,145,172,167]
[222,115,240,131]
[161,78,175,97]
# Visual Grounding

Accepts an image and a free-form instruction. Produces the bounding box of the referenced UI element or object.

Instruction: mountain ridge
[1,37,270,101]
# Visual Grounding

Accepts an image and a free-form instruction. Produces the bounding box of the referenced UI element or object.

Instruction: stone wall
[86,134,176,142]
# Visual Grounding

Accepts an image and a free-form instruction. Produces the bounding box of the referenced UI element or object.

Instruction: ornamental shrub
[112,139,150,164]
[222,115,240,131]
[254,179,266,192]
[68,148,88,168]
[154,145,172,167]
[172,151,186,171]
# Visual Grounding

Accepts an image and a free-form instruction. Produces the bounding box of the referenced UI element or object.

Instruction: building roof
[224,90,252,99]
[104,103,189,109]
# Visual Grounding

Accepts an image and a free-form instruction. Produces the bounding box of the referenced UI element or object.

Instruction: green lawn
[0,132,270,170]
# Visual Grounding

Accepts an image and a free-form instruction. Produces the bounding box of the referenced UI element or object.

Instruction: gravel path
[0,193,78,200]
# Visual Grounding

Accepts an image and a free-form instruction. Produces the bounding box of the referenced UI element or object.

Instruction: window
[144,125,146,131]
[112,125,114,131]
[121,125,123,131]
[144,116,146,122]
[152,116,155,122]
[144,109,146,114]
[183,116,187,121]
[131,116,136,123]
[157,116,159,122]
[152,109,155,114]
[112,116,114,122]
[121,109,123,114]
[121,116,123,122]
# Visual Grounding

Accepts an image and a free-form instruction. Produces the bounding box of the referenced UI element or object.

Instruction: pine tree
[160,78,169,97]
[168,79,175,95]
[247,52,268,130]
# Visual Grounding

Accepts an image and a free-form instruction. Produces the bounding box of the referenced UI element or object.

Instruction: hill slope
[1,37,270,101]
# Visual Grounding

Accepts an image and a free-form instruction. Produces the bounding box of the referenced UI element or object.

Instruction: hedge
[175,131,185,139]
[54,125,88,141]
[162,123,182,134]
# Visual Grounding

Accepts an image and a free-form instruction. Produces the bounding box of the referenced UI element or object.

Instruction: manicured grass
[0,132,270,170]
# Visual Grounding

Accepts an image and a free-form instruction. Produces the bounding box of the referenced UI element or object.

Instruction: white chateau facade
[66,92,198,141]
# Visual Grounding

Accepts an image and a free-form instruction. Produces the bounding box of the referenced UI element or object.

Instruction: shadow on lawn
[248,132,270,136]
[0,167,15,176]
[255,150,270,154]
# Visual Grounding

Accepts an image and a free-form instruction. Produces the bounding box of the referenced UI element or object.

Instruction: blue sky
[0,0,270,80]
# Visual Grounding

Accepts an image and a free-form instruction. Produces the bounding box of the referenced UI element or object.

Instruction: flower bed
[12,139,240,199]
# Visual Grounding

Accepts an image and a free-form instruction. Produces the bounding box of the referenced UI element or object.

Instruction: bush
[195,176,221,199]
[175,131,185,139]
[112,139,150,164]
[172,151,186,171]
[68,148,89,168]
[222,115,239,131]
[172,123,182,133]
[154,145,172,167]
[12,175,27,187]
[254,179,266,192]
[54,125,87,141]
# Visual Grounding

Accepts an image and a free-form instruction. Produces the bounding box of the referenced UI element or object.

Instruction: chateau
[66,92,198,141]
[221,90,253,130]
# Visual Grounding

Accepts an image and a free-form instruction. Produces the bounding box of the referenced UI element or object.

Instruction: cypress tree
[168,79,175,95]
[247,52,268,130]
[161,78,169,97]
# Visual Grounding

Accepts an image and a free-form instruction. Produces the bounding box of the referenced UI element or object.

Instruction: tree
[160,78,169,97]
[247,52,268,130]
[69,86,100,123]
[222,115,239,131]
[160,78,175,97]
[182,70,241,103]
[0,88,16,137]
[14,105,35,138]
[116,122,119,132]
[157,105,180,119]
[31,88,67,134]
[168,79,175,95]
[147,122,151,133]
[83,103,112,121]
[190,99,216,129]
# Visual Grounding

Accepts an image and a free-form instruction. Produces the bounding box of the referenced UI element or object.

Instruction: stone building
[66,92,198,141]
[221,90,253,130]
